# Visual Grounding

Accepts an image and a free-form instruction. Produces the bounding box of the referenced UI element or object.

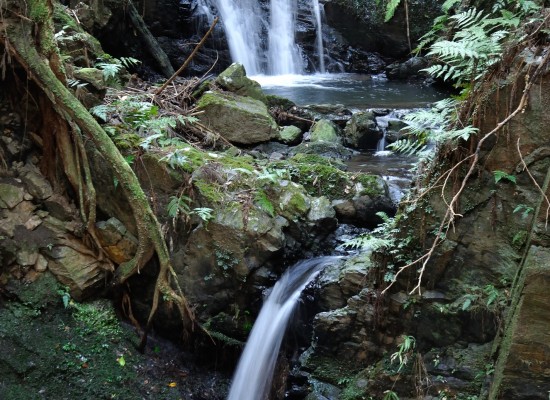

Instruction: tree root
[2,2,195,345]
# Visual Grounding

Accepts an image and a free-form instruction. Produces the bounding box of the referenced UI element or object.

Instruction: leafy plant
[95,56,140,87]
[513,204,534,218]
[167,194,193,219]
[390,335,416,372]
[493,170,516,184]
[383,390,400,400]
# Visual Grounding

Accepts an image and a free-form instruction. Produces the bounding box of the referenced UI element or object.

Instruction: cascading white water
[202,0,325,75]
[227,256,338,400]
[312,0,326,73]
[213,0,265,75]
[268,0,303,75]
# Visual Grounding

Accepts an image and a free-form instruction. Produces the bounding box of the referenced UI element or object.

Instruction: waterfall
[312,0,325,73]
[227,256,339,400]
[213,0,265,75]
[268,0,304,75]
[202,0,325,75]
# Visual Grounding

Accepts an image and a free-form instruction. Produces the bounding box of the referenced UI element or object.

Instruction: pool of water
[251,73,448,109]
[347,151,417,203]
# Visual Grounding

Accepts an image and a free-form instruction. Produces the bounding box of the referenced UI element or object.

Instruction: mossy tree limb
[1,0,194,344]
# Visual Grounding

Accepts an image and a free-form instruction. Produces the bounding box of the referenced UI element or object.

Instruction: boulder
[278,125,303,144]
[95,217,138,264]
[46,241,109,300]
[0,182,25,209]
[215,63,267,103]
[386,57,429,80]
[197,91,278,145]
[343,111,382,150]
[310,119,341,144]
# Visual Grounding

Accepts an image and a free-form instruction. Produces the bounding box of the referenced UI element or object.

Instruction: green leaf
[384,0,401,22]
[117,355,126,367]
[493,170,516,184]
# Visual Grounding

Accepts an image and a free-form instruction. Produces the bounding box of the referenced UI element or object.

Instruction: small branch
[516,137,550,228]
[155,16,219,97]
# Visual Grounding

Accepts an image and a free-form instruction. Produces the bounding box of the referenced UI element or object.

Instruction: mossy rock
[215,63,267,103]
[196,91,278,145]
[310,119,341,144]
[278,125,303,144]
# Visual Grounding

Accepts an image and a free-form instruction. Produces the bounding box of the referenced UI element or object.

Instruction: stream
[253,73,447,109]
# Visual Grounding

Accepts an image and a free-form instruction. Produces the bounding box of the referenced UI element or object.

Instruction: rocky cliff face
[297,42,550,399]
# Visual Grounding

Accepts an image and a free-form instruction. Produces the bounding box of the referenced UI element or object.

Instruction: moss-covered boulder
[197,91,278,145]
[215,63,267,103]
[278,125,303,144]
[343,111,382,150]
[310,119,341,144]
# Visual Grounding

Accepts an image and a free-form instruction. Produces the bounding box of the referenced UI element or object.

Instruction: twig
[516,137,550,228]
[383,55,549,295]
[155,17,219,96]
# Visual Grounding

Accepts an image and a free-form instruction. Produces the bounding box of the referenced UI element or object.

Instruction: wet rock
[278,125,303,144]
[307,196,336,224]
[215,63,267,103]
[310,119,341,144]
[386,57,429,80]
[385,118,408,143]
[0,182,25,209]
[96,217,138,264]
[290,142,354,160]
[343,111,382,150]
[196,91,278,145]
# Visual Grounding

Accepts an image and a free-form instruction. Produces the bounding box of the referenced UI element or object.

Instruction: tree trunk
[1,0,194,345]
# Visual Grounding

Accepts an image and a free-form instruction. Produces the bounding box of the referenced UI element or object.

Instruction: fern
[255,190,275,217]
[89,104,109,122]
[384,0,401,22]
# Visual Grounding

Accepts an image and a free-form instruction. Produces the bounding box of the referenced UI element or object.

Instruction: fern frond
[451,8,486,29]
[384,0,401,22]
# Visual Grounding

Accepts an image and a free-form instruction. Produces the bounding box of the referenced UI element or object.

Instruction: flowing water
[227,256,340,400]
[253,73,448,109]
[201,0,324,75]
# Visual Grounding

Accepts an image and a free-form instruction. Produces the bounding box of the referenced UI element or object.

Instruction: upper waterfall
[200,0,325,75]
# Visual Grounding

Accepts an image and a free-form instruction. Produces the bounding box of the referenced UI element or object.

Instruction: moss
[29,0,49,22]
[279,154,382,200]
[305,354,361,386]
[194,180,224,203]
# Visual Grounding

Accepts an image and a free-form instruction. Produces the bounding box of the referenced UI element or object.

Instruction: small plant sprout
[391,335,416,372]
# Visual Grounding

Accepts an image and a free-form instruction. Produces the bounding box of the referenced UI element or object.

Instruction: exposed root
[383,45,550,296]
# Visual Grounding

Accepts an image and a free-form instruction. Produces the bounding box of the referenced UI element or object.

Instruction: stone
[332,199,356,219]
[47,241,108,300]
[34,254,48,272]
[343,111,382,150]
[44,194,75,221]
[310,119,341,144]
[0,182,25,209]
[386,57,429,80]
[16,249,39,267]
[24,215,43,231]
[18,164,53,200]
[95,218,138,264]
[197,91,278,145]
[278,125,303,144]
[73,68,106,91]
[215,63,267,103]
[307,196,336,222]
